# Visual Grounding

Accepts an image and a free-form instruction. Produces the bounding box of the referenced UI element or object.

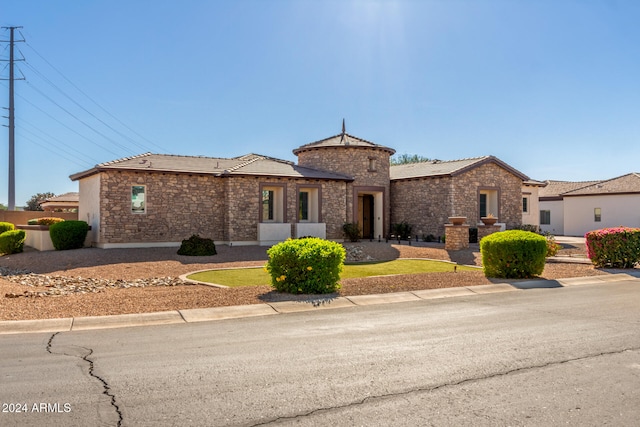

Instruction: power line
[23,39,170,154]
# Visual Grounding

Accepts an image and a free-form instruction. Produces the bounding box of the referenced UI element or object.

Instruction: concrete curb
[1,275,637,335]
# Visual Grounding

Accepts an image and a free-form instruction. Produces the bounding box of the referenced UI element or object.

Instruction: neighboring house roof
[292,132,396,155]
[69,153,353,181]
[39,192,79,211]
[538,180,603,200]
[562,173,640,196]
[389,156,530,181]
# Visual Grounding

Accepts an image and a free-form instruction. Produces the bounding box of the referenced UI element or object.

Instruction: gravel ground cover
[0,241,619,321]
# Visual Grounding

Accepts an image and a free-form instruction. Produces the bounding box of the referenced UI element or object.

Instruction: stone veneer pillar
[477,225,501,241]
[445,224,470,251]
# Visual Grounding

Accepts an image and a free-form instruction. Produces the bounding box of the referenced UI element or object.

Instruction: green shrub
[0,222,15,234]
[585,227,640,268]
[391,221,413,240]
[35,217,65,226]
[266,237,345,294]
[480,230,547,278]
[342,222,361,242]
[0,229,25,254]
[517,224,541,233]
[545,236,561,257]
[49,220,89,250]
[177,234,217,256]
[27,218,39,225]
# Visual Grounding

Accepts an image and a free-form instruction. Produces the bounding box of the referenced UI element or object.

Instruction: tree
[0,203,7,211]
[390,153,433,165]
[25,192,56,211]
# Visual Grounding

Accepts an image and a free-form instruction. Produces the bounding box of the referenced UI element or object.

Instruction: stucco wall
[522,184,541,228]
[539,199,564,235]
[79,174,101,246]
[563,194,640,236]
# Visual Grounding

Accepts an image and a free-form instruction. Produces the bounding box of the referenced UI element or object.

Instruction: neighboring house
[539,174,640,236]
[70,129,538,248]
[39,192,79,212]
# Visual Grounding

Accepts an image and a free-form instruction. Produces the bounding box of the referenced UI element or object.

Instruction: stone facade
[296,145,393,235]
[391,162,523,239]
[76,132,530,248]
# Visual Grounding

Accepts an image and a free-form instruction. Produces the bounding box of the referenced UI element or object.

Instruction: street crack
[47,332,123,426]
[249,346,640,426]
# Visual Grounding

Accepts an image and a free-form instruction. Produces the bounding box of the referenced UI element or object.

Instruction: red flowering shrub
[585,227,640,268]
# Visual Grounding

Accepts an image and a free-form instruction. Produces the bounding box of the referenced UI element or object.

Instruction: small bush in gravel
[481,230,547,279]
[0,229,26,254]
[0,222,15,234]
[177,234,217,256]
[266,237,345,294]
[342,222,361,242]
[585,227,640,268]
[49,220,89,250]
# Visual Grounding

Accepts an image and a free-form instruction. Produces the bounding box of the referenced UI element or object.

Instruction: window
[368,157,377,172]
[262,190,274,221]
[480,194,487,218]
[132,185,146,213]
[299,191,309,221]
[297,186,320,222]
[594,208,602,222]
[260,185,285,222]
[540,210,551,225]
[479,189,498,220]
[522,197,529,213]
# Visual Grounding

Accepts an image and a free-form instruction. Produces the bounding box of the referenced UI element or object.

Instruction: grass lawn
[187,259,479,288]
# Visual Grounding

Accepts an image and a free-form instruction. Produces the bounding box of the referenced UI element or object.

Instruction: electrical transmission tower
[1,26,25,210]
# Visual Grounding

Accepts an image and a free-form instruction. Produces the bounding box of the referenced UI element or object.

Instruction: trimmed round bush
[266,237,346,294]
[177,234,217,256]
[0,221,15,234]
[0,229,25,254]
[49,220,89,250]
[586,227,640,268]
[480,230,547,278]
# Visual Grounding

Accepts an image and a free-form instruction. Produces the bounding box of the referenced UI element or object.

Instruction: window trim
[540,210,551,225]
[131,185,146,214]
[522,196,529,213]
[296,184,322,223]
[594,207,602,222]
[259,183,286,223]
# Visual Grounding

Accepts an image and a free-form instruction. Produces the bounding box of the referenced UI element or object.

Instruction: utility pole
[1,26,24,210]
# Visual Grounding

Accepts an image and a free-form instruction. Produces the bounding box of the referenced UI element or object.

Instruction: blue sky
[2,0,639,206]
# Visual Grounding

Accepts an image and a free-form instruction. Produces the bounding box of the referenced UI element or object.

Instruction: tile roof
[389,156,530,181]
[538,180,604,198]
[293,132,395,155]
[70,153,353,181]
[562,173,640,196]
[42,192,79,203]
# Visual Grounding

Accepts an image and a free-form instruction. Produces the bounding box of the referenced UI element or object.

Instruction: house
[70,128,538,248]
[540,174,640,236]
[390,157,543,238]
[39,192,79,212]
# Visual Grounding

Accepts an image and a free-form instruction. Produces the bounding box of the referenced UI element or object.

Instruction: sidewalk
[2,272,639,335]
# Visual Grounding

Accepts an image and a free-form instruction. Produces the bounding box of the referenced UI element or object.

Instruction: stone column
[445,224,470,251]
[477,225,501,241]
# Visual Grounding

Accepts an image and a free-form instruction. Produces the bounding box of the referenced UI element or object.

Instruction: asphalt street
[1,279,639,426]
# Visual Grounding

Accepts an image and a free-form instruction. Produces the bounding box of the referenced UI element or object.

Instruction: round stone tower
[293,126,395,239]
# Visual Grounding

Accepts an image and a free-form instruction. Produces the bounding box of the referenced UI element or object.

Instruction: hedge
[266,237,345,294]
[585,227,640,268]
[480,230,547,278]
[0,229,25,254]
[49,220,89,250]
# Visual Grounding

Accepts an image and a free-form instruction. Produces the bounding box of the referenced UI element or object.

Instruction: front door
[361,194,374,239]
